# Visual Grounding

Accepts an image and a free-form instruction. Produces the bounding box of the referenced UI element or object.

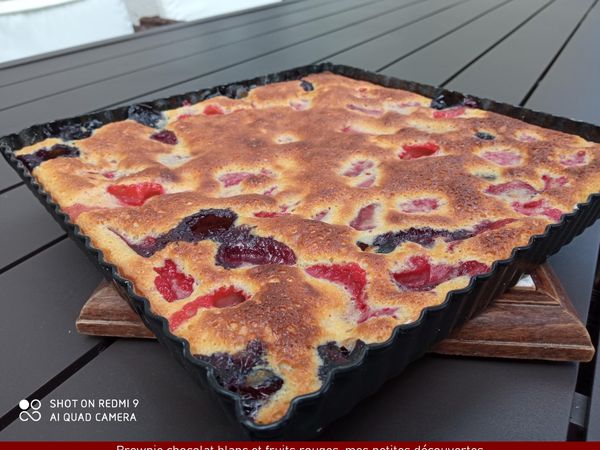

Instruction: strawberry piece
[313,209,329,221]
[512,199,563,221]
[107,182,164,206]
[399,198,439,213]
[306,262,368,317]
[103,171,116,179]
[560,150,587,167]
[218,172,252,187]
[343,160,375,187]
[484,180,538,198]
[433,107,465,119]
[459,260,490,275]
[357,176,375,188]
[219,169,272,188]
[289,99,310,111]
[150,129,178,145]
[542,174,568,191]
[154,259,195,302]
[204,104,225,115]
[361,307,397,321]
[170,286,248,329]
[400,142,439,160]
[306,263,396,323]
[481,150,522,166]
[63,203,100,221]
[472,218,516,234]
[518,133,538,142]
[346,103,383,116]
[254,201,296,218]
[196,286,248,308]
[262,186,277,196]
[253,211,288,218]
[391,256,431,289]
[350,204,378,231]
[392,256,488,291]
[343,160,374,177]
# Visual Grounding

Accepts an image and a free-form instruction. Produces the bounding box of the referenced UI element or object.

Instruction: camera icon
[18,399,42,422]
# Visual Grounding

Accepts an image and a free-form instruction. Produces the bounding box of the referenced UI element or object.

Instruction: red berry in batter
[399,198,439,213]
[485,180,538,198]
[154,259,195,302]
[400,142,439,160]
[433,106,465,119]
[150,129,178,145]
[392,256,489,291]
[107,182,164,206]
[170,286,248,329]
[350,203,378,230]
[542,174,568,191]
[204,104,225,115]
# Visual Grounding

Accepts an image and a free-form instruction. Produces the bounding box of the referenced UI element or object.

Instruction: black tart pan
[2,63,600,439]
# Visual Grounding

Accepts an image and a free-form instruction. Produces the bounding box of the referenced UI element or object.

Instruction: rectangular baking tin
[2,63,599,439]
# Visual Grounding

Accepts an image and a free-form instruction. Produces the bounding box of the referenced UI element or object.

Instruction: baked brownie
[15,73,600,424]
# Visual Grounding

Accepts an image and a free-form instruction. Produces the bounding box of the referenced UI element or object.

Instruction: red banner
[0,443,598,449]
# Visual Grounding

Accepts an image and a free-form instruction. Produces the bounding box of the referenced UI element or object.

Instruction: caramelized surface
[16,73,600,424]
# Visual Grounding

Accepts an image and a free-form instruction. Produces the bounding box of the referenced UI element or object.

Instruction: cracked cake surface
[14,72,600,424]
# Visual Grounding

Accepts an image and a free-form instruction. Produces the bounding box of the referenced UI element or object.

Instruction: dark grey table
[0,0,599,441]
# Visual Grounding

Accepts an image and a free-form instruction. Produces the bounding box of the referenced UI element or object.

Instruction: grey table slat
[0,0,331,87]
[381,0,548,85]
[0,163,20,192]
[0,342,577,440]
[326,0,503,70]
[445,0,596,104]
[0,340,244,440]
[0,0,375,111]
[524,2,600,440]
[0,0,414,137]
[126,0,472,104]
[0,186,64,270]
[0,240,102,416]
[322,356,576,440]
[526,1,600,124]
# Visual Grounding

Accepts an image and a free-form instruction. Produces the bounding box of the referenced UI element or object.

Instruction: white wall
[123,0,160,25]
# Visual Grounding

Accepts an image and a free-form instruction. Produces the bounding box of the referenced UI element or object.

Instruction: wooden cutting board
[76,263,595,362]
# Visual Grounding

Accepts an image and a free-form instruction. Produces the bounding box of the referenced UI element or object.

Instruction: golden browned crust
[16,73,600,424]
